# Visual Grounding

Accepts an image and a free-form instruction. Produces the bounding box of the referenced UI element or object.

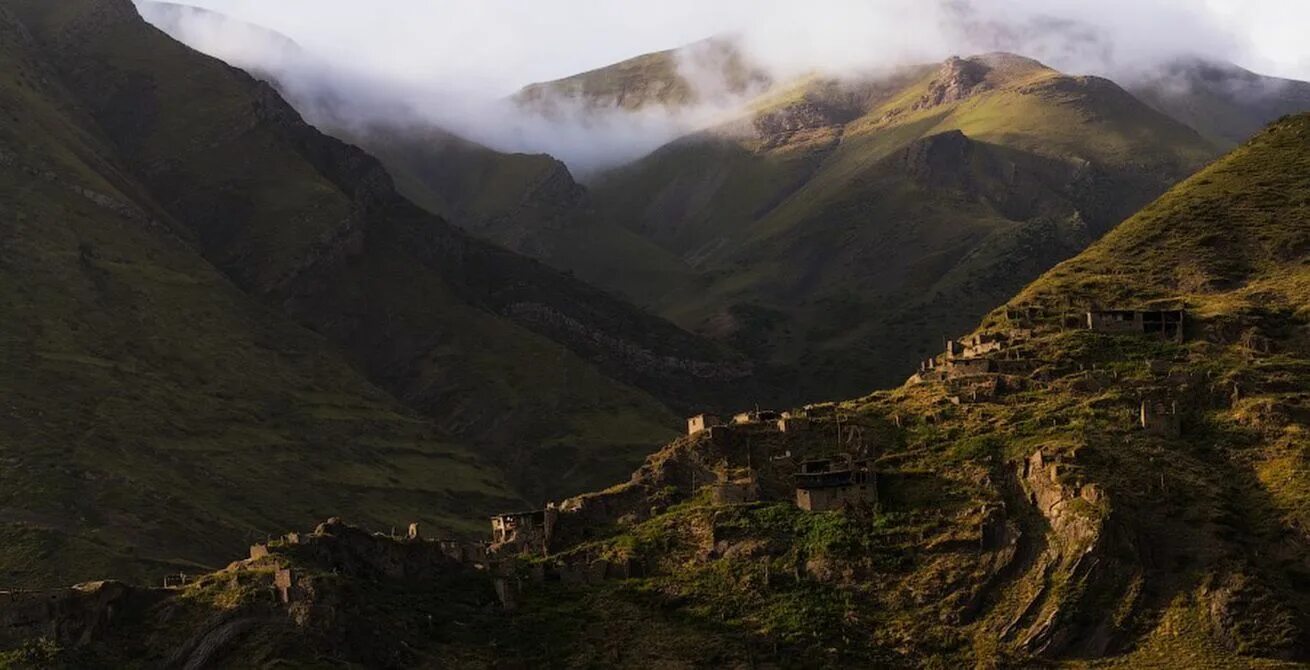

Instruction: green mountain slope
[0,2,520,587]
[559,111,1310,665]
[593,53,1219,400]
[136,0,701,309]
[7,0,771,503]
[14,114,1307,668]
[330,120,702,308]
[514,36,770,114]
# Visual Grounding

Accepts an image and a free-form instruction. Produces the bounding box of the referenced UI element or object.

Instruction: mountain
[591,53,1219,400]
[135,0,707,309]
[0,0,780,588]
[323,120,703,308]
[513,36,771,115]
[13,112,1307,668]
[1130,58,1310,148]
[0,0,521,587]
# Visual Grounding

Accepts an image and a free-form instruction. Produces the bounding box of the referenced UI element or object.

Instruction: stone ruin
[732,409,781,425]
[1087,308,1185,342]
[686,413,722,436]
[948,376,1007,405]
[273,568,295,604]
[710,470,761,505]
[490,507,558,555]
[1140,400,1181,438]
[793,455,878,512]
[777,415,811,433]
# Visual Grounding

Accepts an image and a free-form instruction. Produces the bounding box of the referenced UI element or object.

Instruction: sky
[138,0,1310,172]
[152,0,1310,92]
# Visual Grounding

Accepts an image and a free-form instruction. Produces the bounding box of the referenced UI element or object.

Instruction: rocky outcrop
[1003,449,1138,658]
[915,57,992,110]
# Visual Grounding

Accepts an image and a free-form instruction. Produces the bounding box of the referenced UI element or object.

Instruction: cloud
[137,0,1310,174]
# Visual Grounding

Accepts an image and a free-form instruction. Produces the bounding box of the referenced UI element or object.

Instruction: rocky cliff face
[915,56,992,110]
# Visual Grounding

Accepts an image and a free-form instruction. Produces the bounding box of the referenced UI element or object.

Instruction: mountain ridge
[9,111,1307,669]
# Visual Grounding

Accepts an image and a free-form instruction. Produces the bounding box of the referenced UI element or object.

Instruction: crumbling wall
[274,519,460,581]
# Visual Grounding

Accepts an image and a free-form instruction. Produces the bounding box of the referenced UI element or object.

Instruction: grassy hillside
[514,36,770,114]
[0,2,520,587]
[593,53,1219,401]
[5,0,773,503]
[15,115,1306,667]
[330,120,702,308]
[491,113,1310,665]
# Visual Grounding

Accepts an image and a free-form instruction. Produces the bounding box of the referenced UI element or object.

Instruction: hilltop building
[794,456,877,512]
[686,414,722,435]
[490,507,558,554]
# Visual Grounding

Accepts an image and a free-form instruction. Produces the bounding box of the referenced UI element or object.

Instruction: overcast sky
[142,0,1310,173]
[159,0,1310,97]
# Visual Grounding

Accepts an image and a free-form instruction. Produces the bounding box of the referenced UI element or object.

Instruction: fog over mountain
[138,0,1310,173]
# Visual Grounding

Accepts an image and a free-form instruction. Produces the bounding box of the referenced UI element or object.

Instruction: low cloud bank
[137,0,1310,174]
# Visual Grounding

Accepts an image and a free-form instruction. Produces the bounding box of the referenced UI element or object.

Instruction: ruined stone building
[732,409,781,425]
[958,333,1004,358]
[947,357,996,377]
[1087,309,1185,342]
[490,507,558,555]
[710,474,760,505]
[794,456,877,512]
[686,413,722,435]
[777,416,811,433]
[1140,400,1181,438]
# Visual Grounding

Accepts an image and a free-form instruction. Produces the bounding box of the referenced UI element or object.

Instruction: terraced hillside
[13,115,1306,668]
[5,0,777,504]
[522,112,1310,666]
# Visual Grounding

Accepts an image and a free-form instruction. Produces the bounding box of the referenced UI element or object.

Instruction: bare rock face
[1003,449,1137,659]
[753,101,847,137]
[915,57,991,110]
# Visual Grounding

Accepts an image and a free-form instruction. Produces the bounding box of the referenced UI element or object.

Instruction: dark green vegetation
[0,0,518,587]
[329,120,701,309]
[30,112,1304,668]
[591,53,1220,399]
[0,0,764,587]
[390,49,1310,408]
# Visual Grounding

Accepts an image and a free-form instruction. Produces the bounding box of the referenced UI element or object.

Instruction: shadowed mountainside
[11,112,1307,669]
[7,0,782,503]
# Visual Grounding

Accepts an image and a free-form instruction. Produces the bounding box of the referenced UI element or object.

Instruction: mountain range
[138,4,1310,402]
[9,68,1307,670]
[0,0,1308,665]
[0,0,766,587]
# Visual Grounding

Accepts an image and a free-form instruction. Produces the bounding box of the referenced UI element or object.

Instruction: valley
[0,0,1307,667]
